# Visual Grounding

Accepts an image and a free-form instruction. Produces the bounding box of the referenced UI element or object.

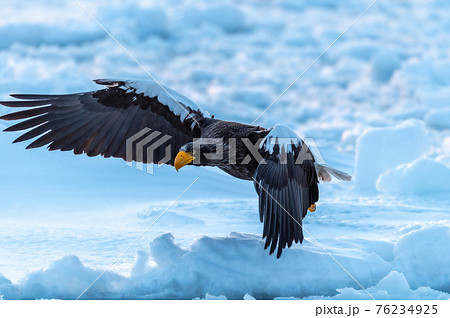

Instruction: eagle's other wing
[0,79,205,165]
[253,124,319,258]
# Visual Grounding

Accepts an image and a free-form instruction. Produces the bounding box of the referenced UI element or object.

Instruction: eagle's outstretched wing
[253,124,319,258]
[0,79,205,165]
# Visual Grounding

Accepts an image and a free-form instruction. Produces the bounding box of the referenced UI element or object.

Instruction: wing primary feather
[9,93,74,100]
[258,185,265,222]
[287,180,297,246]
[0,100,53,108]
[264,184,273,249]
[13,123,51,143]
[290,181,300,243]
[262,184,270,239]
[0,106,52,120]
[26,131,56,149]
[57,112,111,151]
[104,106,140,157]
[268,186,277,248]
[47,113,97,150]
[269,188,279,255]
[85,111,122,155]
[67,113,113,153]
[45,110,90,135]
[4,114,51,132]
[114,108,146,159]
[278,193,285,257]
[278,189,285,253]
[97,111,129,156]
[282,188,289,249]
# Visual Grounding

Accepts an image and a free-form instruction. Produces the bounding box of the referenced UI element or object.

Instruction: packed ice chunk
[355,120,430,191]
[376,158,450,196]
[393,226,450,293]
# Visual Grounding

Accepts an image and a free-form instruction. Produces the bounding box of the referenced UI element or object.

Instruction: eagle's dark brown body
[198,118,269,180]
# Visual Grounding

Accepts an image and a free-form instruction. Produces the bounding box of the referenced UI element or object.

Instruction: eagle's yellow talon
[308,204,316,212]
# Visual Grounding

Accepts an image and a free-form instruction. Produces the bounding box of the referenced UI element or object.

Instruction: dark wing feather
[0,79,205,165]
[254,139,319,258]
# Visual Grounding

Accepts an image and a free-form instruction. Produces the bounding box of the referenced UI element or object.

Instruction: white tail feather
[315,163,352,182]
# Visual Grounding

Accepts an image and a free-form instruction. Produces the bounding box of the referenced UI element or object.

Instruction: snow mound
[311,271,450,300]
[0,274,19,300]
[133,233,390,299]
[393,226,450,293]
[355,120,430,191]
[376,158,450,196]
[0,233,392,299]
[376,271,411,295]
[2,229,450,300]
[20,255,135,300]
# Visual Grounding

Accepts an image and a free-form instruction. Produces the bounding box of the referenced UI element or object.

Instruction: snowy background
[0,0,450,300]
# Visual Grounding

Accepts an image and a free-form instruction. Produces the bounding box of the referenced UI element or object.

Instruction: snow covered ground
[0,0,449,299]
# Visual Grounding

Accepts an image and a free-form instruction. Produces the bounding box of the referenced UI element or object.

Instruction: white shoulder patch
[259,124,303,154]
[97,78,203,123]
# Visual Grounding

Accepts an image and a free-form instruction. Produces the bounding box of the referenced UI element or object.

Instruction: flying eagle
[0,79,351,258]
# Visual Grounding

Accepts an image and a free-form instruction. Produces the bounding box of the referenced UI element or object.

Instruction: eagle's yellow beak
[174,151,195,171]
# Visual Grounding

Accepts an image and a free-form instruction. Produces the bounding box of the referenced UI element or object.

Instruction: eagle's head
[174,140,224,171]
[174,142,196,171]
